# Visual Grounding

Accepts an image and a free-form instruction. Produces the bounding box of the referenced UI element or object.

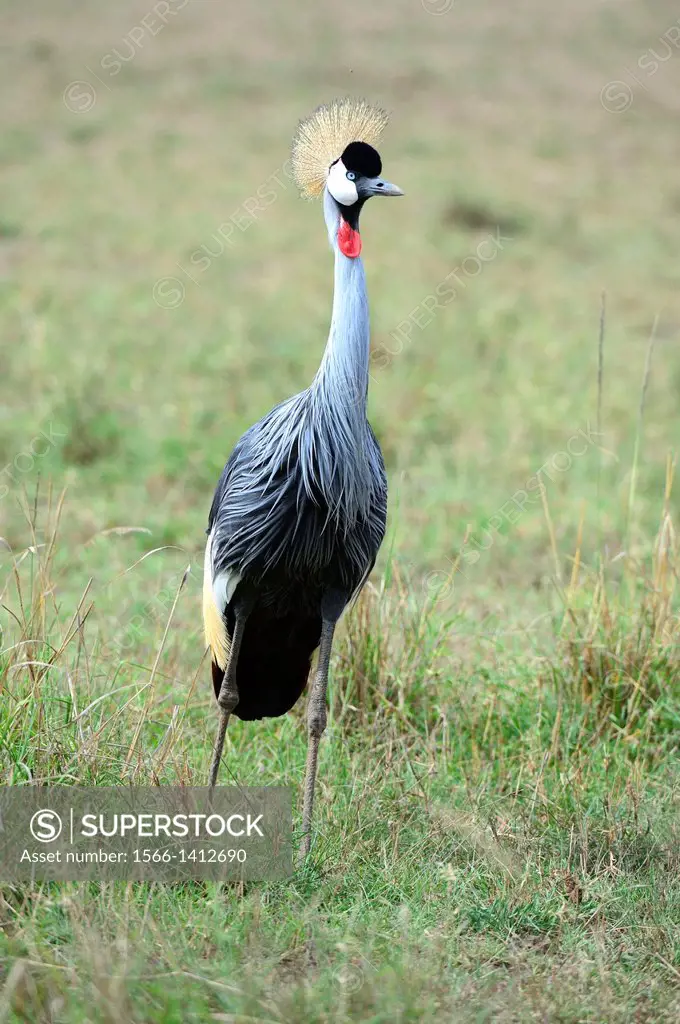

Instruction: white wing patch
[213,566,242,611]
[202,532,241,670]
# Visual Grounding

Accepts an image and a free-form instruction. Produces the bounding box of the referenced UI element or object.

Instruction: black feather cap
[340,141,382,179]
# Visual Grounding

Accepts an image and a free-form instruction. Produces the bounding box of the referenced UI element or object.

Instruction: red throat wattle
[337,219,362,258]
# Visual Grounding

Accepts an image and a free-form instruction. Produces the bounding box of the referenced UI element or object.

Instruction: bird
[203,97,403,858]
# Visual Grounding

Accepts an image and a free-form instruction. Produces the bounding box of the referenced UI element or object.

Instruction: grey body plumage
[208,390,387,612]
[208,201,387,615]
[204,100,402,858]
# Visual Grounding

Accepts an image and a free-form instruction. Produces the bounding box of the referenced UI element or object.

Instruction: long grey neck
[299,188,374,521]
[312,188,370,418]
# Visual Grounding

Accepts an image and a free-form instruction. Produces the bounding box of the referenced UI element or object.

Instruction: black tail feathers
[211,605,321,721]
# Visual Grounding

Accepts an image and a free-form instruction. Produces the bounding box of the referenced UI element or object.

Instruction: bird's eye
[346,171,356,181]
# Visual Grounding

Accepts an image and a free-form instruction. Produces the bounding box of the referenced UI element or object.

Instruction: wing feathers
[202,533,232,670]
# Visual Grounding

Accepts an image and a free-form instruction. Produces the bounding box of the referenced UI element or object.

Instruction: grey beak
[366,177,404,197]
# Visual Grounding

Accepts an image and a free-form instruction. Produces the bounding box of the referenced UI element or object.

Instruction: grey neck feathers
[302,188,374,520]
[313,189,370,415]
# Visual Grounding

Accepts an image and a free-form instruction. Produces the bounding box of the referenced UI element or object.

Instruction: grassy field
[2,0,680,1019]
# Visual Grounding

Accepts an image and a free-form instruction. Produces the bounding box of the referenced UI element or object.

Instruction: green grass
[2,0,680,1019]
[2,490,680,1022]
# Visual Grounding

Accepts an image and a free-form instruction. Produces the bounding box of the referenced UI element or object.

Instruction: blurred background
[1,0,679,633]
[3,7,680,1017]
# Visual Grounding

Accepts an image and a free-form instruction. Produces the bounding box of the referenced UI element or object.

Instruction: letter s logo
[30,809,63,843]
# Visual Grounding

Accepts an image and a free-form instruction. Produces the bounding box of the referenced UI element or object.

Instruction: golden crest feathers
[291,98,389,200]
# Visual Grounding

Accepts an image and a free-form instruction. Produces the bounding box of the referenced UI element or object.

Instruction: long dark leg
[298,590,346,863]
[208,597,252,790]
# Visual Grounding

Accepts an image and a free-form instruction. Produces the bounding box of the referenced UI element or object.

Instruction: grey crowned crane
[203,98,403,858]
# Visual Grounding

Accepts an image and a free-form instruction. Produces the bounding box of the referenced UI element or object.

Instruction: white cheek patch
[326,159,358,206]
